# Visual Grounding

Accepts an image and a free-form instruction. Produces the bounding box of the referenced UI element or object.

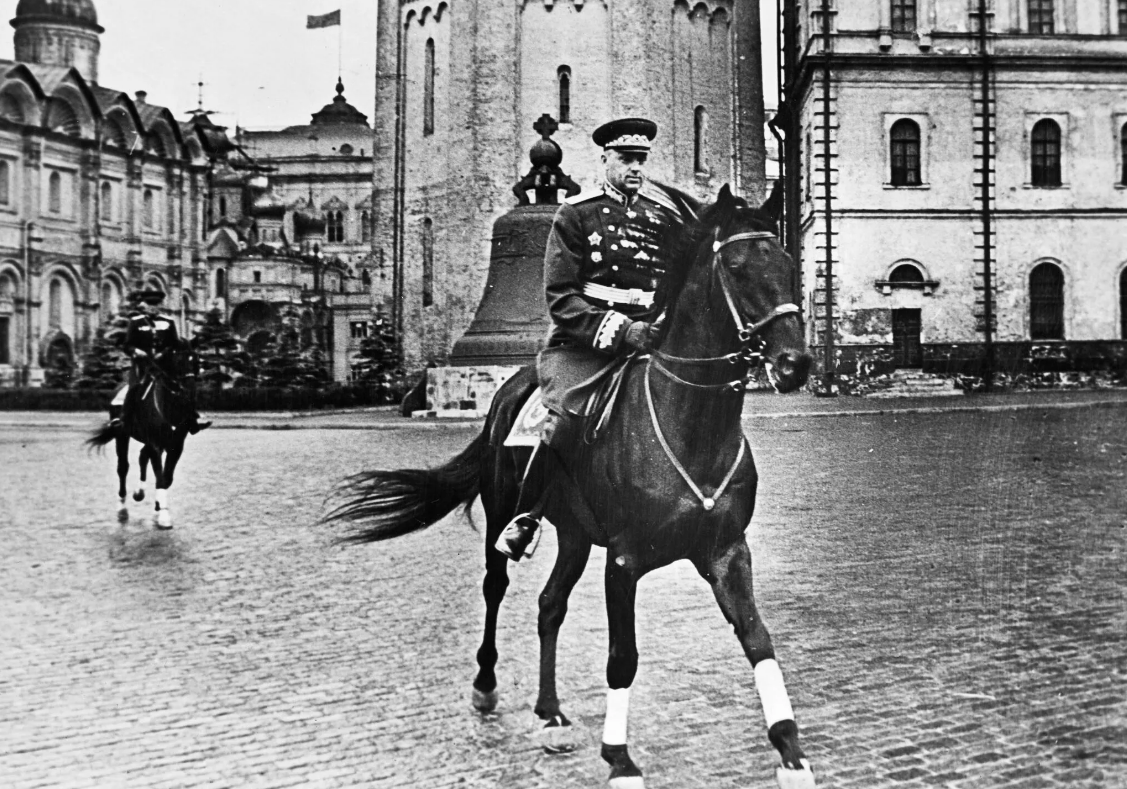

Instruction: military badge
[591,251,603,263]
[634,251,652,261]
[588,231,603,246]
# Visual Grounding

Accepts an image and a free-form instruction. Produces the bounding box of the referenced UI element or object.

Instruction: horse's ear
[717,183,734,205]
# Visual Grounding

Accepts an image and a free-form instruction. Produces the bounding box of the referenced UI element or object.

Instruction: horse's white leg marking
[603,687,630,746]
[754,659,795,729]
[154,489,172,529]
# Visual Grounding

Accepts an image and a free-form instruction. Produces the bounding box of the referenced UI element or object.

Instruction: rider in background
[109,288,210,434]
[495,117,689,561]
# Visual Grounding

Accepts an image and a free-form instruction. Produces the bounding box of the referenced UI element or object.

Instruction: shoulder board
[564,189,603,205]
[638,183,680,215]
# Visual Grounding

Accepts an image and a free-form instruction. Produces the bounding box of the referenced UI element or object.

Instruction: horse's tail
[323,429,486,544]
[85,421,118,453]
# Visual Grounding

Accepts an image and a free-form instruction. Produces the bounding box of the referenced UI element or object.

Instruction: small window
[1028,0,1054,34]
[891,0,916,32]
[423,38,436,137]
[890,119,921,186]
[143,189,154,228]
[0,315,9,364]
[0,160,9,206]
[1121,123,1127,184]
[48,171,62,213]
[694,106,708,174]
[218,196,227,218]
[422,217,434,308]
[1121,268,1127,339]
[361,210,371,243]
[327,210,345,243]
[339,143,354,155]
[362,269,371,287]
[351,321,369,339]
[1119,0,1127,34]
[889,264,924,284]
[215,268,226,298]
[1031,119,1061,187]
[1029,262,1064,339]
[99,182,112,221]
[253,270,262,284]
[558,66,571,124]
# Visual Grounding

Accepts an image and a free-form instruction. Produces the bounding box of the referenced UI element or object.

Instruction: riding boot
[189,412,212,435]
[495,442,553,561]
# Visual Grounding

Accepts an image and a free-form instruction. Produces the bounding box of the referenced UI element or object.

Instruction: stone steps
[866,371,962,398]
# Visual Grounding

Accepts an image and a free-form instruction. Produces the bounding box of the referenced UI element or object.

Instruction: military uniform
[539,180,686,414]
[123,311,180,384]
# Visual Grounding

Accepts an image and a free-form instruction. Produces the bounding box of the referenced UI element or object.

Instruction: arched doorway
[1029,262,1064,340]
[39,331,74,388]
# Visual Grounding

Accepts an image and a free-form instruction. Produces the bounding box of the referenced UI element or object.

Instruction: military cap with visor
[592,117,658,152]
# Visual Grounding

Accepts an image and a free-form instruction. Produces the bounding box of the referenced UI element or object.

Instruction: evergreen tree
[192,308,248,389]
[257,305,331,389]
[73,303,132,391]
[351,315,405,402]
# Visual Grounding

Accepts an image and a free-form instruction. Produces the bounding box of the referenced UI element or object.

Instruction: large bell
[448,114,580,367]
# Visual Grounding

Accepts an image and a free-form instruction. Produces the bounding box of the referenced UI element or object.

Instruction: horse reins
[643,228,800,511]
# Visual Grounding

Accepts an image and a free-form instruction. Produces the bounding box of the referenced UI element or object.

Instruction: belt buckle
[627,289,642,306]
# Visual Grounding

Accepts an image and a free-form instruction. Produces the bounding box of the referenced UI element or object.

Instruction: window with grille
[350,321,369,339]
[890,119,921,186]
[327,210,345,242]
[1028,0,1054,33]
[558,66,571,124]
[1029,263,1064,339]
[422,217,434,308]
[423,38,435,137]
[891,0,916,32]
[1030,119,1061,186]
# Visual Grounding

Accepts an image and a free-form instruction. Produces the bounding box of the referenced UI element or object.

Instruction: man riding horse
[109,288,210,435]
[495,117,691,561]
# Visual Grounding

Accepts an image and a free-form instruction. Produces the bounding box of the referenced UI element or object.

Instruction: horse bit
[643,229,801,511]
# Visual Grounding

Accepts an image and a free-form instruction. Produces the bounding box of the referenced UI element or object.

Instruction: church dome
[11,0,102,32]
[310,79,369,128]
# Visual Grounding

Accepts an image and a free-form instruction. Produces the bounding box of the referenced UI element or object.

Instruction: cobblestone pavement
[1,401,1125,788]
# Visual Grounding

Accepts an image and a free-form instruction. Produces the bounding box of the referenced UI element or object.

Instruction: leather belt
[582,283,655,308]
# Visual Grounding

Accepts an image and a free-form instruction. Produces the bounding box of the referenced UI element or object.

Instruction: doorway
[891,308,922,368]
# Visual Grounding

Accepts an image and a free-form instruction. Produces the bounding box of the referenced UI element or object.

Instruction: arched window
[694,105,708,174]
[423,38,436,137]
[1031,119,1061,186]
[890,119,921,186]
[215,268,226,299]
[327,210,345,243]
[422,217,434,307]
[558,66,571,124]
[361,210,371,243]
[143,189,155,229]
[1028,0,1054,33]
[1029,262,1064,339]
[0,160,9,206]
[891,0,916,32]
[362,269,371,288]
[49,278,63,328]
[48,171,62,213]
[99,182,112,221]
[889,264,924,284]
[0,271,13,365]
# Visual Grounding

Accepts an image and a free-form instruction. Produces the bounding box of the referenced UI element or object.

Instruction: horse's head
[663,184,812,393]
[166,342,200,400]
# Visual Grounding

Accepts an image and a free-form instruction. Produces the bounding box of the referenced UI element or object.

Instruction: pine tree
[351,315,405,402]
[192,308,248,389]
[73,304,132,391]
[257,305,330,389]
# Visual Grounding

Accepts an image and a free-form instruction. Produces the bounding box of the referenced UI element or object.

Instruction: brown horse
[87,344,201,529]
[326,185,816,788]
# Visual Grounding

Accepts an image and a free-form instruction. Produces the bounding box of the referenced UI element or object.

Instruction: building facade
[787,0,1127,381]
[371,0,769,368]
[0,0,213,386]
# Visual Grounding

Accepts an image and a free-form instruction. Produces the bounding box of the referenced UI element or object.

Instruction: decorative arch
[230,299,279,339]
[100,270,125,319]
[1028,259,1065,340]
[143,271,169,295]
[877,259,938,295]
[44,96,82,136]
[40,266,80,338]
[0,88,30,123]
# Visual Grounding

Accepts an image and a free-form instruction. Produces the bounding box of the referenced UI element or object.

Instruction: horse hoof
[472,687,498,713]
[154,510,173,530]
[537,717,584,754]
[133,490,145,502]
[117,507,129,523]
[610,777,645,789]
[775,761,815,789]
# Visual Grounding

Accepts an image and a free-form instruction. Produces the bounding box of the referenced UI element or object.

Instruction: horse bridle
[650,229,801,392]
[642,228,802,512]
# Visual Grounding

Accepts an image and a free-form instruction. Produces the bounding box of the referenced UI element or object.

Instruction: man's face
[602,149,648,196]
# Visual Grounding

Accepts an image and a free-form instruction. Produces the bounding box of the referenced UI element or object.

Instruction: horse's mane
[656,190,779,332]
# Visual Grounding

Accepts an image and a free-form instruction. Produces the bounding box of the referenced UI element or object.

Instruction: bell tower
[10,0,104,83]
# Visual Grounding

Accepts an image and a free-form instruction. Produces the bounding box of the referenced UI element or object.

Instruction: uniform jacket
[539,180,687,415]
[124,313,180,379]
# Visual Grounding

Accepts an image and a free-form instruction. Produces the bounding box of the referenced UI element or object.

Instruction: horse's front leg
[147,448,172,530]
[693,538,815,788]
[534,525,591,754]
[601,553,644,788]
[115,432,130,522]
[133,445,149,502]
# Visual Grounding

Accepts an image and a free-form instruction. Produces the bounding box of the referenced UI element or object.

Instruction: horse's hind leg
[601,553,644,788]
[473,545,509,713]
[692,539,815,788]
[115,433,130,522]
[534,527,591,754]
[133,445,149,502]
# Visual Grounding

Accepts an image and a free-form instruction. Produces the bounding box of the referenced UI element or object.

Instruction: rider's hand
[624,321,656,353]
[132,348,148,359]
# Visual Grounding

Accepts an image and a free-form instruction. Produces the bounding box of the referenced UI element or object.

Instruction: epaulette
[638,182,681,216]
[565,189,604,205]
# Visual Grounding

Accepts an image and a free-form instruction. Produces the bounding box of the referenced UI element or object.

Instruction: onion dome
[310,79,369,128]
[293,201,326,237]
[251,188,286,219]
[11,0,103,32]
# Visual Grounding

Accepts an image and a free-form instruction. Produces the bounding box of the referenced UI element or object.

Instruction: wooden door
[891,308,922,368]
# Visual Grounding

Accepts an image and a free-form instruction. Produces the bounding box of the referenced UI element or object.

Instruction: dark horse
[86,343,202,529]
[326,185,816,788]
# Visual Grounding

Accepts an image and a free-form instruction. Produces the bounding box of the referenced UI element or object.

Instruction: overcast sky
[1,0,779,131]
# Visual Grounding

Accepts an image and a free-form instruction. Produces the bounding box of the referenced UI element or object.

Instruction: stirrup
[495,514,540,561]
